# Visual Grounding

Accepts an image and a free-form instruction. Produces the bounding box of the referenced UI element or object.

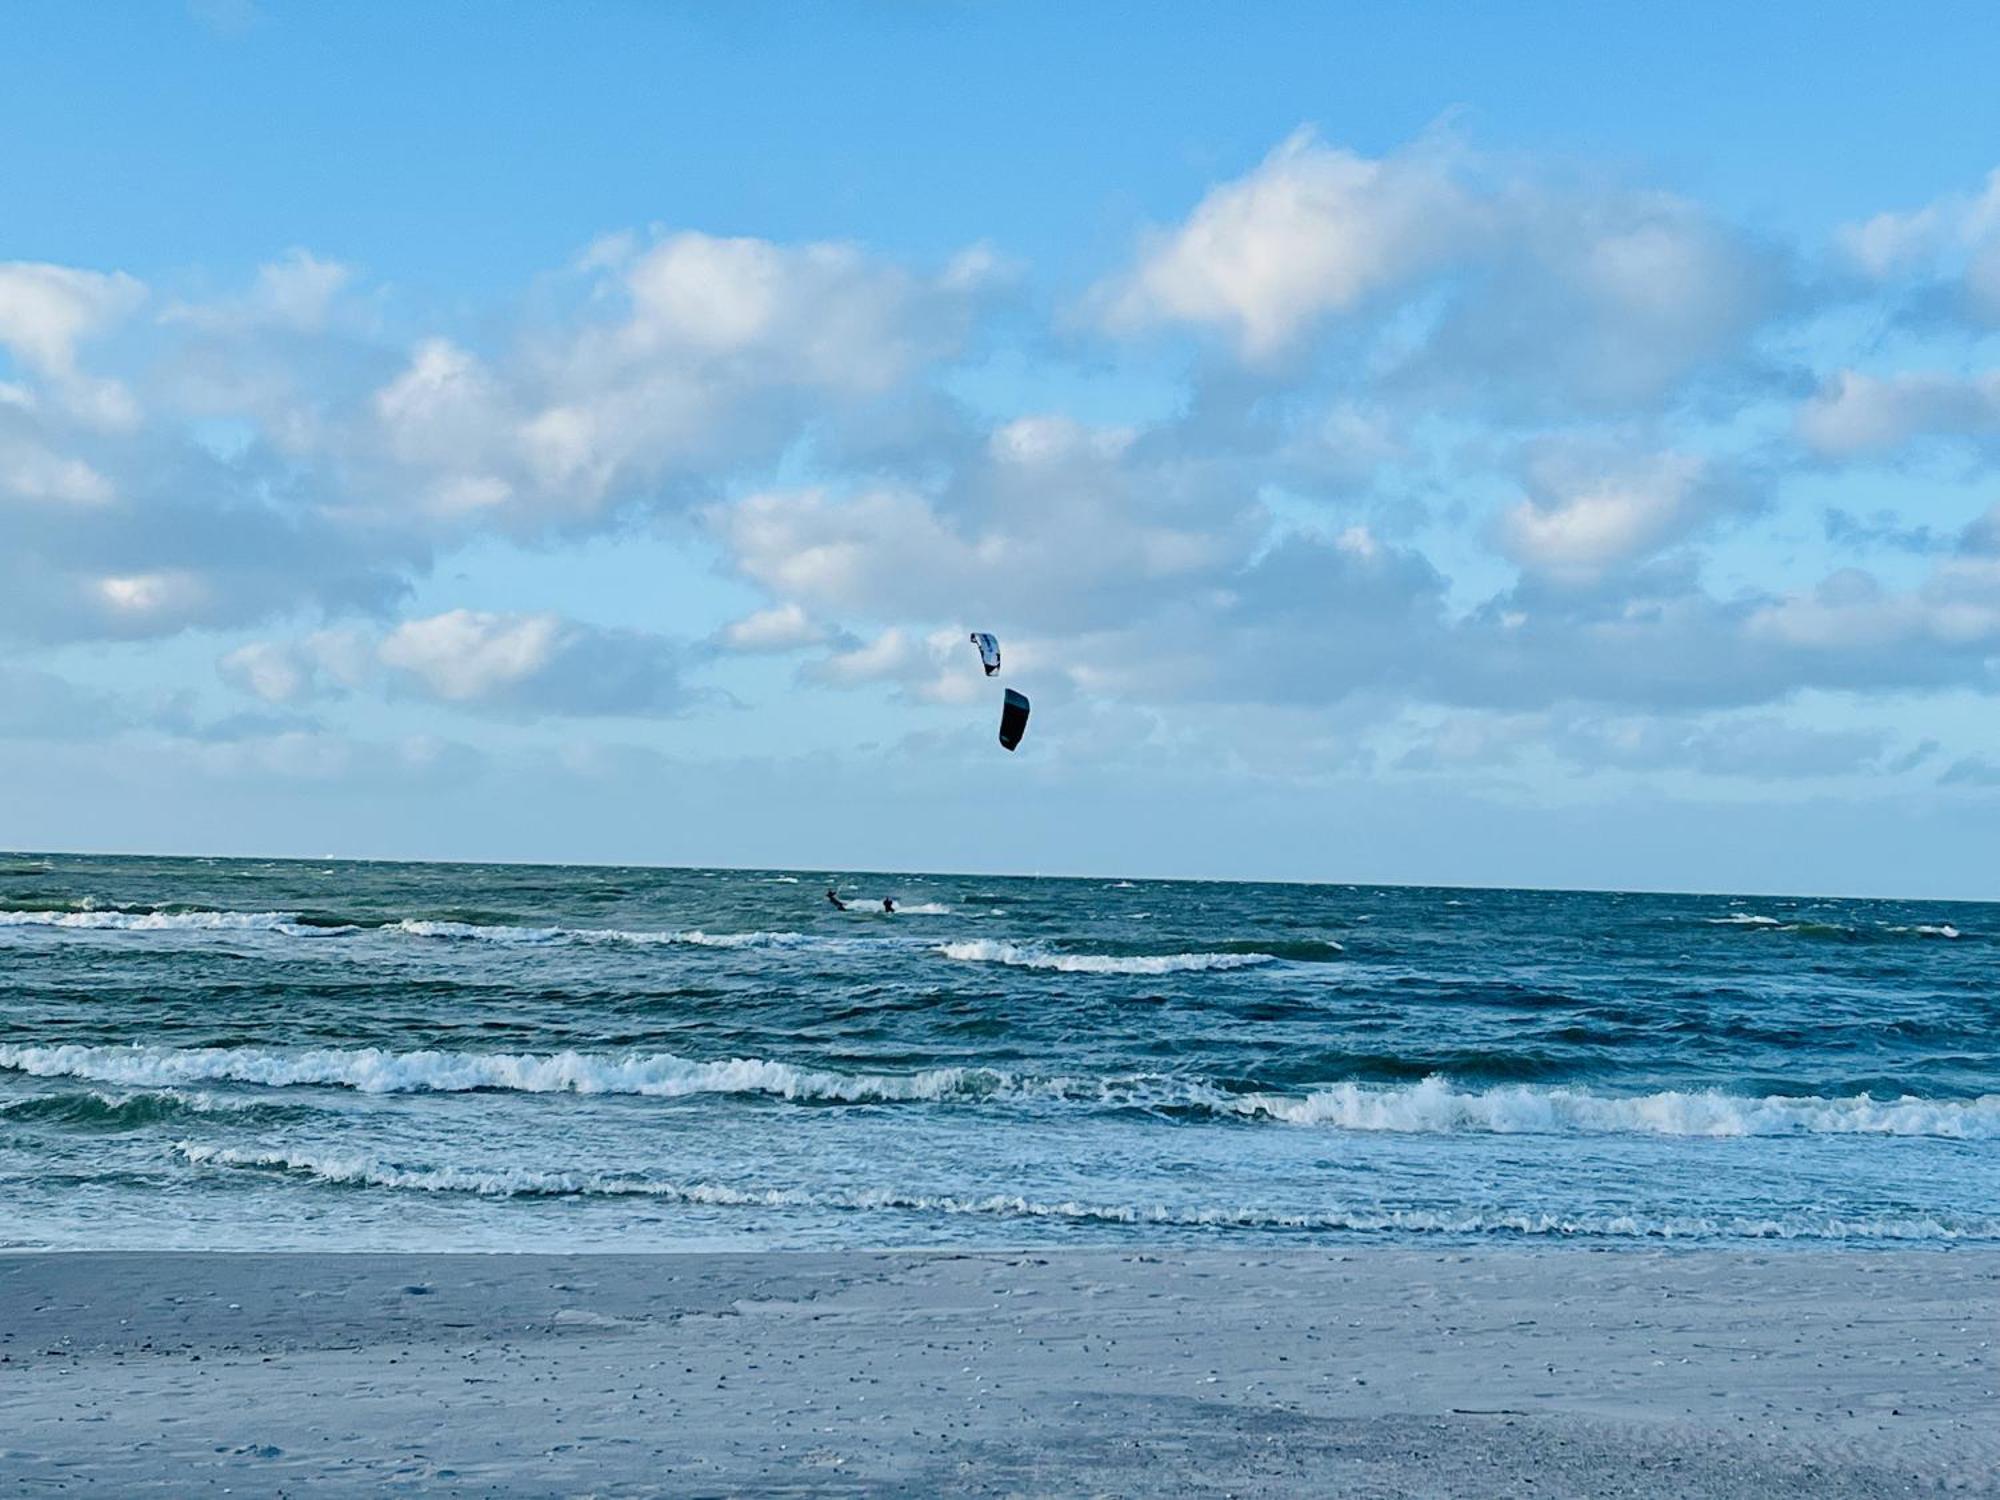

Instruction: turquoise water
[2,852,1995,1251]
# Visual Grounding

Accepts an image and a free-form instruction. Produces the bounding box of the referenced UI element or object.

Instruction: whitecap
[0,1042,994,1103]
[0,907,335,936]
[935,940,1274,975]
[1231,1076,2000,1139]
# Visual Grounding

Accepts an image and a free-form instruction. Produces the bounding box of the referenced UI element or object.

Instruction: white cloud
[1745,560,2000,655]
[1840,168,2000,318]
[1100,129,1472,359]
[378,610,567,701]
[225,610,697,719]
[1495,448,1720,582]
[219,640,313,704]
[0,262,144,426]
[1097,129,1774,407]
[351,230,993,527]
[0,262,143,379]
[217,629,377,704]
[1426,187,1773,411]
[95,570,208,620]
[1797,369,2000,456]
[715,602,827,653]
[801,626,981,703]
[0,437,113,506]
[164,249,354,334]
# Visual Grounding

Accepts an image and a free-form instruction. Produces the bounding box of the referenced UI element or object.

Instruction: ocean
[2,852,1995,1252]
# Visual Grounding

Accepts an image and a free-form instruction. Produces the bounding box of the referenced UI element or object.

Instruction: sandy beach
[2,1247,1993,1496]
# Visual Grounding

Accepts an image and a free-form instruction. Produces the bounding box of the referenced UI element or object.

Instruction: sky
[6,2,2000,896]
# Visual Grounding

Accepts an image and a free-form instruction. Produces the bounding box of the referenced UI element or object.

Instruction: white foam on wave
[1234,1076,2000,1138]
[936,940,1274,975]
[10,1044,1993,1141]
[0,907,343,936]
[1885,923,1963,939]
[1707,913,1782,927]
[386,918,564,944]
[388,919,816,950]
[0,905,823,951]
[174,1146,2000,1241]
[0,1042,992,1103]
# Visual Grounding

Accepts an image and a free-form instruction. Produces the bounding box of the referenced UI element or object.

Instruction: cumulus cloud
[223,610,698,719]
[163,249,354,334]
[800,626,986,704]
[1096,129,1776,409]
[0,225,996,645]
[1101,129,1472,359]
[15,139,2000,816]
[714,602,829,654]
[1797,369,2000,456]
[1411,186,1776,413]
[352,231,998,527]
[0,261,144,426]
[1493,445,1741,583]
[219,639,323,704]
[0,430,114,507]
[1839,167,2000,321]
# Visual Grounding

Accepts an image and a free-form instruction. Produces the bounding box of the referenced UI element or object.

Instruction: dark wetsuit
[826,891,847,911]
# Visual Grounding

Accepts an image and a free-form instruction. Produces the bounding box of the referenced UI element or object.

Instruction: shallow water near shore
[2,851,1995,1251]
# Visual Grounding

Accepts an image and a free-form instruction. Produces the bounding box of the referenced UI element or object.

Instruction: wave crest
[6,1045,1992,1139]
[0,907,333,935]
[0,1042,990,1103]
[1234,1076,2000,1138]
[936,940,1275,975]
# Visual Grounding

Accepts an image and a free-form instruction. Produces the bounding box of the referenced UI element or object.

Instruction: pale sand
[1,1248,1994,1496]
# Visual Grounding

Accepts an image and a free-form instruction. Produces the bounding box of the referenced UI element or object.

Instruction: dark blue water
[2,853,1995,1250]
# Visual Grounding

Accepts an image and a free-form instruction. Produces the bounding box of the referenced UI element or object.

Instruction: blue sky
[7,2,2000,896]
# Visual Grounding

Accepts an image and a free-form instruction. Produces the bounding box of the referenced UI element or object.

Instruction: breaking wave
[1704,913,1968,941]
[0,907,338,935]
[175,1146,2000,1242]
[936,940,1276,974]
[5,1045,1993,1139]
[0,1043,996,1103]
[1225,1076,2000,1138]
[0,904,821,951]
[385,919,815,949]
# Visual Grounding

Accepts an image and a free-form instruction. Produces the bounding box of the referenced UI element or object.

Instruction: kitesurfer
[882,897,896,913]
[826,889,847,911]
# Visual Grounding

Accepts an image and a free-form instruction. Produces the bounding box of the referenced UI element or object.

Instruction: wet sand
[2,1247,1994,1496]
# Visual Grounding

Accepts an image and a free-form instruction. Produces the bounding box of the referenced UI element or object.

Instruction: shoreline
[5,1246,1993,1496]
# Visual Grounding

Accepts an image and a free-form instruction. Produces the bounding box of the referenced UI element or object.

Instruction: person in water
[825,889,847,911]
[882,897,896,913]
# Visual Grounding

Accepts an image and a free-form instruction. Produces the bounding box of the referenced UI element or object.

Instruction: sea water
[2,853,1994,1251]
